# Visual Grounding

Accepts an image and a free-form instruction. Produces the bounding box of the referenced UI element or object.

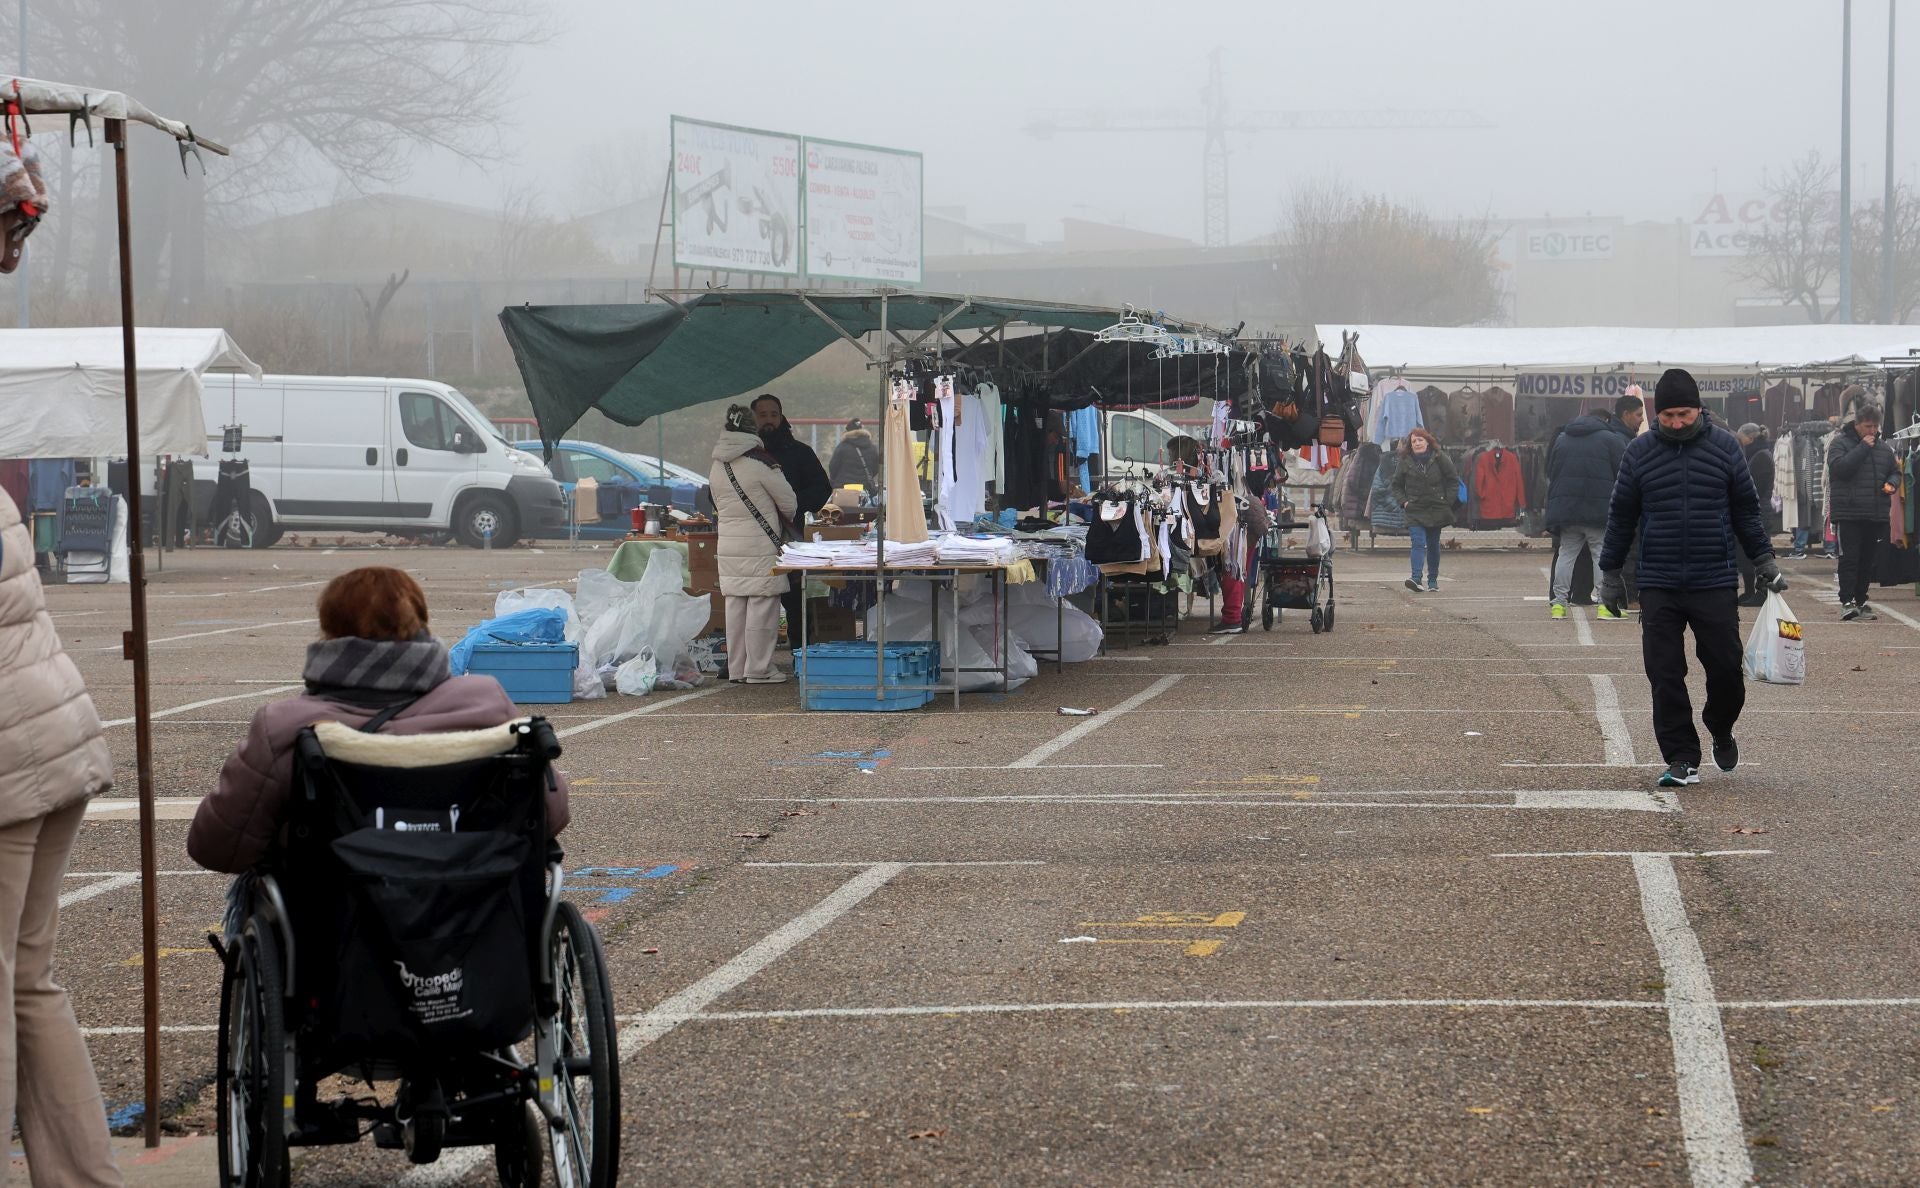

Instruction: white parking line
[58,873,138,908]
[93,618,318,652]
[1589,674,1637,766]
[1006,675,1182,768]
[555,685,730,738]
[1632,852,1754,1188]
[763,790,1675,813]
[1572,606,1595,647]
[100,684,302,728]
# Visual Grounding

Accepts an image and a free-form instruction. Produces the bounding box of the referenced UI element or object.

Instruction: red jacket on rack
[1474,446,1527,522]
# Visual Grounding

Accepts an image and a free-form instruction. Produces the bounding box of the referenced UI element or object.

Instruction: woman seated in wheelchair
[184,567,604,1179]
[189,565,570,873]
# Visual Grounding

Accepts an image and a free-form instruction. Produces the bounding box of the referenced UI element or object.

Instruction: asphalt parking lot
[23,539,1920,1186]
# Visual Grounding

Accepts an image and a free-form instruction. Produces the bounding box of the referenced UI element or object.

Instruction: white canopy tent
[1316,323,1920,377]
[0,327,259,457]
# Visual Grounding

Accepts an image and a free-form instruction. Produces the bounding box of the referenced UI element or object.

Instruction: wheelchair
[212,714,619,1187]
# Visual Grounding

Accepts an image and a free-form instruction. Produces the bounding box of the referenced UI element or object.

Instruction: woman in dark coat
[1391,428,1459,592]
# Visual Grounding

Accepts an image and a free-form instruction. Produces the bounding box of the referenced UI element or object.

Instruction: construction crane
[1027,49,1493,248]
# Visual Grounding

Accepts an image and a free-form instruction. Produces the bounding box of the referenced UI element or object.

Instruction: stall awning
[500,289,1224,452]
[1316,323,1920,376]
[7,76,227,150]
[0,327,261,458]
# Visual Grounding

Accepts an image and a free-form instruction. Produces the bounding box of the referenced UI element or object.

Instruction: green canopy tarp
[498,290,1218,453]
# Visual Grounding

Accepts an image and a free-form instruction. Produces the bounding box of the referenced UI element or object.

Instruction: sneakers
[1550,602,1568,619]
[1711,735,1738,773]
[1594,604,1625,620]
[1856,601,1879,621]
[1788,548,1809,560]
[1206,621,1247,635]
[1427,581,1439,592]
[1841,602,1863,621]
[1736,589,1768,608]
[1404,578,1422,592]
[1658,762,1701,787]
[742,670,790,684]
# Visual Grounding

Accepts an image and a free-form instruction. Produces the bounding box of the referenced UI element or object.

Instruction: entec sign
[1690,193,1786,257]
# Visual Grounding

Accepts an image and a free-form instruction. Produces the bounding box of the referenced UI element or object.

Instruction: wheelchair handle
[526,718,562,761]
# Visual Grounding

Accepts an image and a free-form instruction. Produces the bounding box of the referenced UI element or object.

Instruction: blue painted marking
[105,1102,144,1130]
[640,864,679,879]
[564,863,681,903]
[598,887,638,904]
[776,748,893,772]
[572,866,644,878]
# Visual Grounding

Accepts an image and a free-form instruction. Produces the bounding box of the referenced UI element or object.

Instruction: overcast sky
[404,0,1917,243]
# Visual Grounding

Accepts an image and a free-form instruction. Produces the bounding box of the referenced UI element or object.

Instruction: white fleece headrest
[312,718,531,769]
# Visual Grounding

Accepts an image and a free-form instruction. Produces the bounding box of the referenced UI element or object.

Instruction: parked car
[542,440,708,539]
[190,374,565,548]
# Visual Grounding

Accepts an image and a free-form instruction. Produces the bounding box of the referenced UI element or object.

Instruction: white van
[193,375,565,548]
[1099,408,1193,483]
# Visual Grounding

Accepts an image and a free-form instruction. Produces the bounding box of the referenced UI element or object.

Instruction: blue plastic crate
[795,641,941,712]
[467,640,577,704]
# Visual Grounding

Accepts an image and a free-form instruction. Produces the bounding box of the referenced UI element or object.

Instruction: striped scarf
[302,634,450,702]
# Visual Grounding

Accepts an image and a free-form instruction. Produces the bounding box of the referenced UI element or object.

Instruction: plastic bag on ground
[1743,591,1805,685]
[497,585,603,699]
[614,647,658,696]
[577,552,711,695]
[865,578,1037,692]
[449,608,569,676]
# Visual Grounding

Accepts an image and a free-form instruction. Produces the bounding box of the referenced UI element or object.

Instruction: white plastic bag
[1743,591,1805,685]
[614,647,658,696]
[577,553,711,694]
[1305,515,1334,559]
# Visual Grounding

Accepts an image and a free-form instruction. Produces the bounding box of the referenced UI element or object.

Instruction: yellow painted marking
[1292,703,1368,719]
[1078,911,1245,929]
[572,779,660,787]
[120,947,208,966]
[539,1078,553,1093]
[284,1095,295,1110]
[1192,775,1320,786]
[1466,1107,1495,1115]
[1086,939,1225,958]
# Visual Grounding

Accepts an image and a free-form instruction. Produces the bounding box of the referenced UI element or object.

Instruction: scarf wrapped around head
[303,632,451,704]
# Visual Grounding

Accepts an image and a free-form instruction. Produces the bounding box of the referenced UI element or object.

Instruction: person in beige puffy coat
[0,489,121,1185]
[710,404,797,683]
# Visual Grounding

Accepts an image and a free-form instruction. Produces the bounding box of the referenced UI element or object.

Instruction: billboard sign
[1520,221,1615,261]
[803,138,924,284]
[1689,192,1787,257]
[670,117,802,276]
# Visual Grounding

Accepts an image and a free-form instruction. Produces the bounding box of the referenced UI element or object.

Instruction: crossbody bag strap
[359,695,423,734]
[723,461,787,551]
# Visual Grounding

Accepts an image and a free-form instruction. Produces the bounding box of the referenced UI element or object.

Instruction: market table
[771,560,1055,709]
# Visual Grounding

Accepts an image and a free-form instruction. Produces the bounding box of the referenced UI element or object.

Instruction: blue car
[542,440,709,539]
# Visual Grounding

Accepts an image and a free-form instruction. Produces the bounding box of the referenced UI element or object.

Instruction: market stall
[1315,322,1920,545]
[500,291,1285,702]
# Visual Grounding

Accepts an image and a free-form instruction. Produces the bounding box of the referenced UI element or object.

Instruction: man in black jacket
[1598,370,1782,789]
[1545,411,1626,618]
[752,394,832,640]
[1825,403,1900,621]
[1733,425,1776,607]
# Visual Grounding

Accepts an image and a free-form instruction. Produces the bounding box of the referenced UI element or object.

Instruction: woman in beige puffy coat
[710,404,797,683]
[0,489,121,1185]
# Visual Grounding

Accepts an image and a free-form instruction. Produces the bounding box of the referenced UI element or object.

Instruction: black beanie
[1654,368,1701,412]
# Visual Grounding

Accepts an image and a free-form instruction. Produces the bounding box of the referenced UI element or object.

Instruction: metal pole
[1841,0,1856,322]
[16,0,27,329]
[874,295,888,700]
[110,117,163,1150]
[1884,0,1898,324]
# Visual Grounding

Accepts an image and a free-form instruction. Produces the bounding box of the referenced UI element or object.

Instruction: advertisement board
[803,138,924,283]
[670,117,802,277]
[1519,221,1615,262]
[1689,192,1786,257]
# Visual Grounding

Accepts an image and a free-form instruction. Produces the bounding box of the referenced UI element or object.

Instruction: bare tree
[1278,181,1501,326]
[4,0,549,312]
[1849,183,1920,324]
[356,269,410,355]
[1732,152,1841,323]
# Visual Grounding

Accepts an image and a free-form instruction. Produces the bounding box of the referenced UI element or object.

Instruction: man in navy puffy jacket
[1598,369,1781,789]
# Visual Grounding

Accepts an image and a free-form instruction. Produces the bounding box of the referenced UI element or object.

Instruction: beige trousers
[725,594,781,681]
[0,800,121,1186]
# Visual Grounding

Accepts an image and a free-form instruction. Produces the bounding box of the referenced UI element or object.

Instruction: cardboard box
[799,604,860,643]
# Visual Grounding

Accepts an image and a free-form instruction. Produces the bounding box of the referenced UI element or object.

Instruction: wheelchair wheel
[1261,601,1273,631]
[217,918,288,1188]
[494,1103,544,1188]
[550,901,620,1188]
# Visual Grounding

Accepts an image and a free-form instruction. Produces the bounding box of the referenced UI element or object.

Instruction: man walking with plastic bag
[1598,369,1782,789]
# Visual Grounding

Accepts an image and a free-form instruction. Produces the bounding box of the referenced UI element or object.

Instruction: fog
[406,0,1917,240]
